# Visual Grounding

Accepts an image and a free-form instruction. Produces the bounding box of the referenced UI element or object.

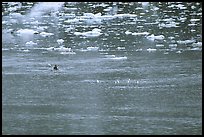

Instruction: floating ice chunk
[84,12,96,17]
[92,3,109,8]
[2,21,8,24]
[132,32,149,36]
[110,56,127,60]
[65,7,77,11]
[28,2,64,18]
[54,46,72,52]
[178,17,187,22]
[99,15,115,20]
[25,41,37,46]
[47,64,52,67]
[153,6,159,11]
[192,42,202,47]
[104,7,112,12]
[156,44,164,47]
[96,80,100,83]
[177,39,196,44]
[175,4,185,9]
[163,18,174,22]
[60,51,76,55]
[87,46,99,51]
[191,5,196,9]
[136,48,143,51]
[40,32,54,37]
[176,50,182,54]
[105,55,116,58]
[146,34,165,41]
[190,19,200,22]
[22,49,30,52]
[9,13,23,18]
[16,29,37,36]
[177,5,187,9]
[125,30,132,35]
[141,2,149,7]
[159,22,179,28]
[189,47,201,51]
[74,28,102,38]
[188,23,197,26]
[105,55,127,60]
[64,18,80,23]
[57,39,64,44]
[147,48,157,52]
[169,44,177,47]
[46,47,55,51]
[117,47,125,50]
[36,26,48,31]
[114,14,137,18]
[46,46,72,52]
[168,36,175,40]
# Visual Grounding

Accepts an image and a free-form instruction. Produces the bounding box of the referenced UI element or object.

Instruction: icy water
[2,2,202,135]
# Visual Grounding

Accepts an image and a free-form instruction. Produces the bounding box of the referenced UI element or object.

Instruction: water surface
[2,2,202,135]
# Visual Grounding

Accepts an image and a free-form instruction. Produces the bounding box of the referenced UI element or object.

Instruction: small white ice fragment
[57,39,64,44]
[147,48,157,52]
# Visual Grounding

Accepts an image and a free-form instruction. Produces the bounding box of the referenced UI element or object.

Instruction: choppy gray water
[2,2,202,135]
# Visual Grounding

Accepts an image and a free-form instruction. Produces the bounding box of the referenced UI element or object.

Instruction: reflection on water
[2,2,202,135]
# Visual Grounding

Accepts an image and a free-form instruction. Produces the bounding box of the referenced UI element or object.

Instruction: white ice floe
[132,32,150,36]
[64,13,137,25]
[64,18,81,23]
[159,22,179,28]
[9,13,24,18]
[83,12,101,18]
[141,2,149,8]
[125,31,149,36]
[54,46,72,52]
[74,28,102,38]
[46,46,71,52]
[25,41,37,46]
[35,26,48,31]
[105,55,116,58]
[146,34,165,41]
[117,47,125,50]
[60,51,76,55]
[189,47,201,51]
[156,44,164,47]
[46,47,55,51]
[110,56,128,60]
[176,50,182,54]
[188,23,197,26]
[22,49,30,52]
[28,2,64,18]
[190,19,200,22]
[125,30,132,35]
[147,48,157,52]
[192,42,202,47]
[114,13,137,18]
[46,46,76,54]
[178,17,187,22]
[64,13,113,24]
[105,55,127,60]
[40,32,54,37]
[16,29,38,36]
[162,18,174,22]
[169,44,178,48]
[57,39,64,44]
[177,39,196,44]
[87,46,99,51]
